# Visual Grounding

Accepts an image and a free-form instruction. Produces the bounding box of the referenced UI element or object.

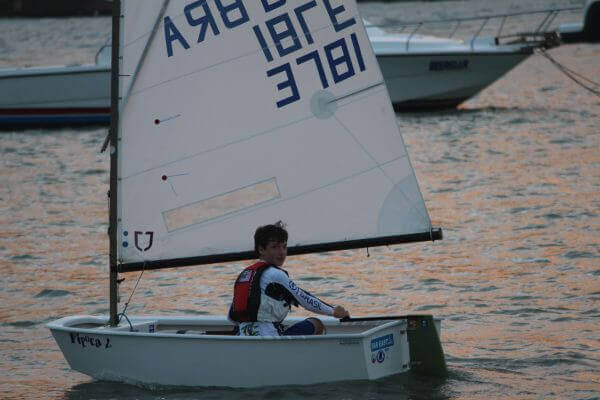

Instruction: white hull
[0,64,110,126]
[377,50,530,109]
[366,23,537,110]
[48,315,445,388]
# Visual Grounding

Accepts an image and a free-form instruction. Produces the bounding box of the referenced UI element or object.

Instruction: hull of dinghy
[48,315,444,388]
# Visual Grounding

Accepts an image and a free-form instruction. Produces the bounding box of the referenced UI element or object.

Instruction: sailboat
[47,0,445,388]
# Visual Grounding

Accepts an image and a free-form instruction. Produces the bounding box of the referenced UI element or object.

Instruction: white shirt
[238,266,334,336]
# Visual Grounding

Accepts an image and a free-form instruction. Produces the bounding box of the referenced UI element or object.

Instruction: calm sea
[1,1,598,399]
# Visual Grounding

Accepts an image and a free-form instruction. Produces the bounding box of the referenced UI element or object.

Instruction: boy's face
[258,240,287,266]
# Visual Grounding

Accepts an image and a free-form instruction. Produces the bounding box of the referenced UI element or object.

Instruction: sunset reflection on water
[1,2,599,399]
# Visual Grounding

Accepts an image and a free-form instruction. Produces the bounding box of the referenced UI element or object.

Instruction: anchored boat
[48,0,445,387]
[0,45,111,126]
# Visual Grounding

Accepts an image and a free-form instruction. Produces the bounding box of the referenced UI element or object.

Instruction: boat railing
[95,37,112,66]
[366,6,582,51]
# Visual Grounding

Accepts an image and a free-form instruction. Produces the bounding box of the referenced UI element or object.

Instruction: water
[1,1,599,399]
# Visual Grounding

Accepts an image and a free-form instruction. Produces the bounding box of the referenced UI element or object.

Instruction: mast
[108,0,121,327]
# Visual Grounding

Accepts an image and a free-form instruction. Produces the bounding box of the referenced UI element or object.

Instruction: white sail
[117,0,433,266]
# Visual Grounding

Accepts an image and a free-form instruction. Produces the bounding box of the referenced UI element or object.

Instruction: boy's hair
[254,221,288,255]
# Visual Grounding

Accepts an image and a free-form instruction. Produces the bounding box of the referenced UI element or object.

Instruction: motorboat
[369,0,598,110]
[368,23,556,110]
[0,45,111,126]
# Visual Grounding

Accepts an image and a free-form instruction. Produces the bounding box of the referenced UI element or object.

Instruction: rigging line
[368,6,582,30]
[121,0,170,110]
[539,49,600,87]
[538,49,600,97]
[118,259,146,323]
[104,1,170,155]
[121,82,386,181]
[127,13,361,98]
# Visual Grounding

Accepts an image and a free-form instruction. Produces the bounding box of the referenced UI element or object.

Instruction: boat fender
[584,0,600,42]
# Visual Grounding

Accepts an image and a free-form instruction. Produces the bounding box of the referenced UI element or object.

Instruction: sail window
[163,178,280,232]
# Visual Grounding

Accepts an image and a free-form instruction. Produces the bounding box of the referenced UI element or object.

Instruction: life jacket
[228,261,270,323]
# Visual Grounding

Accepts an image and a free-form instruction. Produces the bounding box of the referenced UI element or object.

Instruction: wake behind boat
[48,0,445,388]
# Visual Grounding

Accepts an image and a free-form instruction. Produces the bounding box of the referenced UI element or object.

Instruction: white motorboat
[369,0,598,110]
[0,46,111,126]
[368,23,552,110]
[48,0,446,388]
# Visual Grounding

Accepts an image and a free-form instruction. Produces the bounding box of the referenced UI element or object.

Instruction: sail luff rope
[121,0,171,110]
[101,0,170,153]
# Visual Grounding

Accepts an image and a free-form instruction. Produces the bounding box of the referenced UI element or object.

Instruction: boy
[229,222,350,336]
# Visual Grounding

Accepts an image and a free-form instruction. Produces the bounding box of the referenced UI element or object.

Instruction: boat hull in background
[378,51,531,110]
[0,64,110,127]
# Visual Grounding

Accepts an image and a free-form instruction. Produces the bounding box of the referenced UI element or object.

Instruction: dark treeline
[0,0,436,18]
[0,0,112,17]
[0,0,447,18]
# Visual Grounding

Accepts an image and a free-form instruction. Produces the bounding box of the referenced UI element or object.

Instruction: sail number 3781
[163,0,367,109]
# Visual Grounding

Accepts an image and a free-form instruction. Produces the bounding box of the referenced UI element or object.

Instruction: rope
[538,48,600,97]
[117,260,146,325]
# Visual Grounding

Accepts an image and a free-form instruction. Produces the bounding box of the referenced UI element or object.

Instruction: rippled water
[1,1,599,399]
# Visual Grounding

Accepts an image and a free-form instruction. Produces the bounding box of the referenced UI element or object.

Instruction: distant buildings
[0,0,112,17]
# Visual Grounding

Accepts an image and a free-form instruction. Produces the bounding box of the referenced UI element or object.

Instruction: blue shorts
[281,319,317,336]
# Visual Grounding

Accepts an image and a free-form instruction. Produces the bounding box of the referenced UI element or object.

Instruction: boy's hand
[333,305,350,319]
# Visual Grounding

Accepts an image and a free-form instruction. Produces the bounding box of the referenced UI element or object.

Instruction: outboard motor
[560,0,600,43]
